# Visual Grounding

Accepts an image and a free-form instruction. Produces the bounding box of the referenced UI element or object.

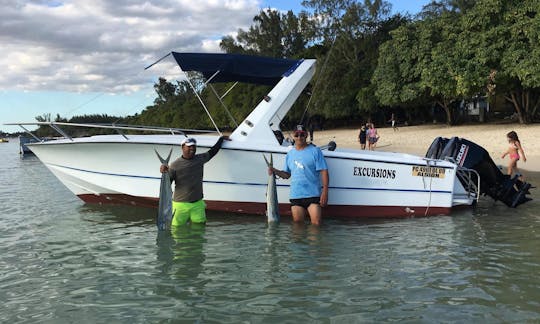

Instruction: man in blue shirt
[270,125,329,225]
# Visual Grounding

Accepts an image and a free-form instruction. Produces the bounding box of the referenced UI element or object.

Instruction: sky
[0,0,429,133]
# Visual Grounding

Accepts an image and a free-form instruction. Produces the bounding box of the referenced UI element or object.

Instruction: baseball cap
[294,125,306,137]
[181,137,197,146]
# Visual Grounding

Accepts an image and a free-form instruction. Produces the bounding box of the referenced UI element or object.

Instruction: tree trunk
[531,94,540,120]
[523,90,530,123]
[505,91,525,124]
[521,90,540,123]
[437,100,453,125]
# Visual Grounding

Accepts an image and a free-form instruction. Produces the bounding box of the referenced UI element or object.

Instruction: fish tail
[262,153,273,168]
[155,147,173,164]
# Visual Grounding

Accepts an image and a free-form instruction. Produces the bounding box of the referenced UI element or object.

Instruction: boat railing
[442,156,481,202]
[423,156,480,202]
[456,167,481,202]
[4,122,219,142]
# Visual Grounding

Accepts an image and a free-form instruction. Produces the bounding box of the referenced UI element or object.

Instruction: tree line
[34,0,540,137]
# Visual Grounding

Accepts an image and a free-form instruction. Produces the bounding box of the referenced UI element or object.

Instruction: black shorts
[290,197,320,209]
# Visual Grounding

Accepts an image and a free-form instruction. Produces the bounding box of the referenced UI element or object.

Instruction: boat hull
[78,193,452,218]
[28,135,473,219]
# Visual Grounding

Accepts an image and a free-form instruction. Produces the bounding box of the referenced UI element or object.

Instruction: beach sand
[311,123,540,175]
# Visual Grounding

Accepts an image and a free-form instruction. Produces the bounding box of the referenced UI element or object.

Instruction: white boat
[6,53,532,218]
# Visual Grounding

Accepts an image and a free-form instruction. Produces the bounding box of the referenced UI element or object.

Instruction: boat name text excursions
[353,166,397,179]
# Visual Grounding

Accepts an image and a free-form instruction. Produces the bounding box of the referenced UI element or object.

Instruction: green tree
[373,0,533,124]
[220,9,313,58]
[497,0,540,123]
[301,0,395,122]
[240,9,285,56]
[372,21,432,119]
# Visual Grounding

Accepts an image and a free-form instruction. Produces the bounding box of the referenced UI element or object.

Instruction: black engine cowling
[426,137,532,207]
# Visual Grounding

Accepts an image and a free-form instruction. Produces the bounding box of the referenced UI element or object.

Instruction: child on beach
[501,131,526,178]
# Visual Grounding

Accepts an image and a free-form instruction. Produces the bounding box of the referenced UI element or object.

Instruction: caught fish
[263,153,280,223]
[155,148,174,230]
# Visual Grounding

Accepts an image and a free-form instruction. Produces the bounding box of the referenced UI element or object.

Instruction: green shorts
[172,200,207,226]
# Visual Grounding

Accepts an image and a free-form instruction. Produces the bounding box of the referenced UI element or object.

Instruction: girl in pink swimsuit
[501,131,526,179]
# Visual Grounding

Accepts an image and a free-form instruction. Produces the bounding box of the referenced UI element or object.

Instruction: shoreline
[311,123,540,174]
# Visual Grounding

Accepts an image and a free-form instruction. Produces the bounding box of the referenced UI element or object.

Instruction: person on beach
[501,131,526,179]
[358,124,367,149]
[388,113,398,131]
[367,123,379,150]
[160,136,229,226]
[269,125,329,226]
[306,116,315,142]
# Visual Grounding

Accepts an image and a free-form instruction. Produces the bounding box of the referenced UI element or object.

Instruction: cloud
[0,0,260,93]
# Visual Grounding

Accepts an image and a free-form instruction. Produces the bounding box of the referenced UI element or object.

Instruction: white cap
[181,137,197,146]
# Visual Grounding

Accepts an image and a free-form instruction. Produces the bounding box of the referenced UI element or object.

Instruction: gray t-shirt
[168,152,211,202]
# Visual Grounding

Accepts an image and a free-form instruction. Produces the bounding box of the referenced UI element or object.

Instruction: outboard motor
[425,137,450,159]
[426,137,532,207]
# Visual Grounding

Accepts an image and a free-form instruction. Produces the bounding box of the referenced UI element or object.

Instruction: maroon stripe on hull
[78,194,455,218]
[79,193,158,209]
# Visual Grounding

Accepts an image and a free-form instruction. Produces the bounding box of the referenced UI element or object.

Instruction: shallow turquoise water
[2,140,540,322]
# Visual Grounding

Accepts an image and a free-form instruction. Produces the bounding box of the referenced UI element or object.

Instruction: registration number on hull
[412,166,446,178]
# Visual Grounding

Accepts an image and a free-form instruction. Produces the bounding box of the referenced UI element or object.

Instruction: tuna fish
[155,148,174,230]
[263,153,280,223]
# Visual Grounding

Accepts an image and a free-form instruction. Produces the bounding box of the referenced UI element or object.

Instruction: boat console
[426,137,532,207]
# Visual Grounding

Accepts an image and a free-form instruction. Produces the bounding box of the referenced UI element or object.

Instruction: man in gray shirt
[160,136,228,225]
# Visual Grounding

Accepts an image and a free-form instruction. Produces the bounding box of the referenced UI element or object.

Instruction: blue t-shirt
[283,144,328,199]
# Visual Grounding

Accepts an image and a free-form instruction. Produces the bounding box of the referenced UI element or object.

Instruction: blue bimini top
[171,52,302,86]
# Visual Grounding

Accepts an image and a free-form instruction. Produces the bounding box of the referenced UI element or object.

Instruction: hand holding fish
[268,166,277,176]
[160,164,169,173]
[268,167,290,179]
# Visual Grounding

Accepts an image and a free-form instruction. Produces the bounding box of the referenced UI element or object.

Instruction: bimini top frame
[146,52,305,137]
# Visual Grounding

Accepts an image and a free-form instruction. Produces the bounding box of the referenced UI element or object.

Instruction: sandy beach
[311,123,540,174]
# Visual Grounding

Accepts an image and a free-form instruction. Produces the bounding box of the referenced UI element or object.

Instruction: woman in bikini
[501,131,526,178]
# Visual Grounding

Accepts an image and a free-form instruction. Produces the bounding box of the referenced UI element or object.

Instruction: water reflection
[5,138,540,322]
[78,204,153,223]
[156,224,207,280]
[291,222,321,243]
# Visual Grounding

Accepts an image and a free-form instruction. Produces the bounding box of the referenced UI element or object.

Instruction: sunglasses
[294,132,306,138]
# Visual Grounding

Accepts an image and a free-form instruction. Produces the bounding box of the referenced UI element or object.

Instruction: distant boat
[4,52,533,217]
[0,138,9,143]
